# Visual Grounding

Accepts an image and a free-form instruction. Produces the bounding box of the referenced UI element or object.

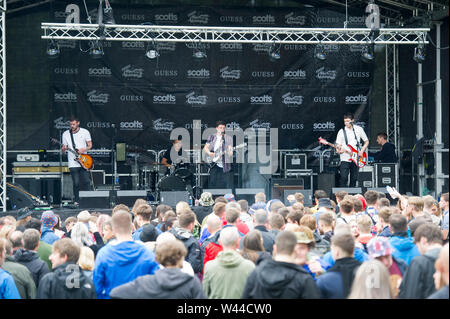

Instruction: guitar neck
[52,139,78,156]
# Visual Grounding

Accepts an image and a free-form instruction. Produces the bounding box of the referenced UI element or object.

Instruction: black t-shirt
[369,142,397,163]
[162,146,186,165]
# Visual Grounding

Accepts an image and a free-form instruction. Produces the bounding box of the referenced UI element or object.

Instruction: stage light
[89,41,104,58]
[268,43,281,61]
[145,41,160,59]
[361,44,375,63]
[314,44,326,61]
[193,44,207,59]
[46,40,60,57]
[413,45,425,63]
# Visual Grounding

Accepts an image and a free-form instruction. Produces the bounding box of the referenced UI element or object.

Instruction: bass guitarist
[335,113,369,187]
[203,120,234,189]
[61,116,93,206]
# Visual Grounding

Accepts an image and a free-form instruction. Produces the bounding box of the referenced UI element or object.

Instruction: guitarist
[203,121,234,189]
[335,113,369,187]
[61,117,93,206]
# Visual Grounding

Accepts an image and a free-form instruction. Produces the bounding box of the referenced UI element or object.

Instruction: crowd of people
[0,189,448,299]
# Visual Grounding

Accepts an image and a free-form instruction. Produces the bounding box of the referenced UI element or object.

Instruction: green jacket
[38,240,53,270]
[2,255,37,299]
[203,249,255,299]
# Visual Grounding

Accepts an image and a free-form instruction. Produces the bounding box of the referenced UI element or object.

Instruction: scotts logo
[314,96,337,103]
[283,70,306,80]
[154,70,178,77]
[88,67,111,77]
[226,122,241,130]
[219,16,244,23]
[121,41,145,50]
[252,43,272,53]
[281,123,304,130]
[252,71,275,78]
[285,12,306,25]
[186,92,207,105]
[347,71,370,78]
[250,95,272,105]
[87,90,109,104]
[252,14,275,24]
[348,16,365,24]
[120,95,144,102]
[282,93,303,106]
[156,42,176,51]
[345,94,368,104]
[122,65,144,79]
[54,67,78,75]
[153,118,175,132]
[249,119,271,130]
[54,92,77,102]
[154,13,178,23]
[313,121,336,131]
[220,43,243,52]
[187,69,210,78]
[217,96,241,103]
[349,45,366,53]
[120,13,145,21]
[57,40,76,49]
[316,67,337,80]
[54,117,70,130]
[220,66,241,80]
[120,121,143,131]
[87,121,111,129]
[188,11,209,24]
[153,94,176,104]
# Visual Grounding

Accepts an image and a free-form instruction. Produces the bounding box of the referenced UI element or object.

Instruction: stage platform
[0,207,115,221]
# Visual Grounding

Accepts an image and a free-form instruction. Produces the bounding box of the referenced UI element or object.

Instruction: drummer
[161,139,189,175]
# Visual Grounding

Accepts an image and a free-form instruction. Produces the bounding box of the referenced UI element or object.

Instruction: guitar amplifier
[17,154,40,162]
[375,163,398,189]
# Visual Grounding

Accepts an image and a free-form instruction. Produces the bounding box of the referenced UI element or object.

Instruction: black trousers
[209,165,233,189]
[339,161,359,187]
[70,167,92,202]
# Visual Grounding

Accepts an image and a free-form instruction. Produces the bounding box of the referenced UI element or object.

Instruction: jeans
[70,167,92,202]
[209,165,233,190]
[339,161,359,187]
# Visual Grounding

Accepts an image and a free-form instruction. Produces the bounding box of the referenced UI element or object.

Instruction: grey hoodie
[109,267,205,299]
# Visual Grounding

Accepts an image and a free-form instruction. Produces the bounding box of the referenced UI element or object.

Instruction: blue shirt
[0,269,21,299]
[320,248,369,270]
[93,240,159,299]
[132,225,162,241]
[40,227,60,245]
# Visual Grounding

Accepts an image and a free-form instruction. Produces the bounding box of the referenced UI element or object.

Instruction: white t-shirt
[335,125,368,162]
[213,134,224,168]
[62,128,92,168]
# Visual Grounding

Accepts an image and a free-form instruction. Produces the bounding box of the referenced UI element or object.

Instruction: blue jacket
[378,226,392,237]
[320,248,369,270]
[316,271,343,299]
[93,241,159,299]
[0,269,21,299]
[40,227,60,245]
[389,235,420,266]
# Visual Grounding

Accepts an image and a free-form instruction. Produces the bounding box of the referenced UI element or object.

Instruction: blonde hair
[70,222,93,247]
[0,224,16,240]
[356,215,373,233]
[78,246,95,271]
[175,201,190,216]
[348,260,393,299]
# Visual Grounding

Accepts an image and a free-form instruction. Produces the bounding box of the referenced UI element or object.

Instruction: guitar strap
[69,130,78,152]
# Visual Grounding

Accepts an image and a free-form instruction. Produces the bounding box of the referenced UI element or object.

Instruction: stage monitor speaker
[332,187,362,196]
[270,178,304,202]
[116,190,147,207]
[235,188,265,204]
[318,173,335,198]
[202,189,233,198]
[284,189,313,207]
[160,191,189,208]
[116,143,126,162]
[79,191,110,209]
[6,183,36,210]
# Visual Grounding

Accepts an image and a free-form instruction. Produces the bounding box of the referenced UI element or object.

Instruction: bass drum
[174,167,192,180]
[157,175,186,192]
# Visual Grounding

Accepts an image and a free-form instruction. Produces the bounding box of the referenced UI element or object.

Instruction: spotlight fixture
[193,43,207,59]
[268,43,281,61]
[145,41,160,59]
[89,41,104,58]
[413,45,425,63]
[361,44,375,63]
[314,44,326,61]
[46,40,60,57]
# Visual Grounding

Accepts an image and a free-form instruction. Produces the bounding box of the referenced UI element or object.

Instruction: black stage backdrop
[47,2,373,170]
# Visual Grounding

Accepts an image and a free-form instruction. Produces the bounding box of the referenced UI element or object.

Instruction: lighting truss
[0,0,6,212]
[41,23,430,45]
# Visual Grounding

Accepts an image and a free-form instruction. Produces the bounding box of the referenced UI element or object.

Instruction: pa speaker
[160,191,189,208]
[318,173,335,198]
[117,190,147,207]
[79,191,110,209]
[270,178,304,202]
[6,183,36,210]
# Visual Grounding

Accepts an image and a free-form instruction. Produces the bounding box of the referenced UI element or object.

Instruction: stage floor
[1,207,114,221]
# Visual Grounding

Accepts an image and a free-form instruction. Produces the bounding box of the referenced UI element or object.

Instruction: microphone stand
[59,129,64,208]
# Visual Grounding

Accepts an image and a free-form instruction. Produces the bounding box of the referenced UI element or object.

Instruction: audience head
[23,228,40,251]
[219,226,240,250]
[50,238,81,269]
[348,260,393,299]
[155,239,187,268]
[269,213,285,231]
[414,223,443,254]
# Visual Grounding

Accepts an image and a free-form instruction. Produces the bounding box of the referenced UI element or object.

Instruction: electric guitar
[318,137,367,168]
[51,138,94,170]
[203,142,247,169]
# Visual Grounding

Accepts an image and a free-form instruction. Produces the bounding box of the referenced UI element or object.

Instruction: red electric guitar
[318,137,367,168]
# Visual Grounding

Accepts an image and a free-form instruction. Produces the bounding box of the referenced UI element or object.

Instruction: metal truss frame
[0,0,6,211]
[41,23,430,45]
[385,44,400,161]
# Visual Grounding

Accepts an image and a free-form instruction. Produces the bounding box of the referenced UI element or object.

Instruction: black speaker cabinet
[160,191,189,208]
[116,190,147,207]
[79,191,110,209]
[270,178,304,202]
[318,173,336,198]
